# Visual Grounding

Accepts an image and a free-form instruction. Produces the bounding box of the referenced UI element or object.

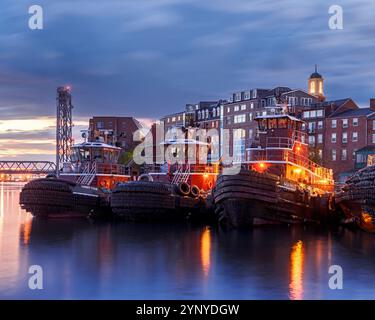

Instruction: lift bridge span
[0,161,56,175]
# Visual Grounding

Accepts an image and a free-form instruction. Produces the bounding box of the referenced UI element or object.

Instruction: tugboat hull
[213,170,333,228]
[111,181,211,222]
[20,177,101,218]
[336,165,375,232]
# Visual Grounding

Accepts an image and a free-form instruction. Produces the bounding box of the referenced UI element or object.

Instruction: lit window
[227,107,231,113]
[234,105,239,112]
[310,81,316,94]
[331,133,337,143]
[249,129,253,139]
[241,104,246,111]
[352,132,358,142]
[319,81,323,94]
[212,108,216,117]
[341,149,347,161]
[303,111,310,119]
[206,110,209,118]
[353,118,358,126]
[331,120,337,128]
[342,119,348,128]
[332,149,337,161]
[372,133,375,144]
[318,121,323,130]
[234,114,246,124]
[172,117,176,122]
[250,103,254,109]
[342,132,348,143]
[317,109,323,117]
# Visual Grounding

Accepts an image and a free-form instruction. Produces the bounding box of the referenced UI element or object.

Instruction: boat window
[92,148,103,162]
[258,119,267,131]
[79,148,90,161]
[71,148,80,162]
[103,149,110,163]
[268,119,277,129]
[278,118,287,129]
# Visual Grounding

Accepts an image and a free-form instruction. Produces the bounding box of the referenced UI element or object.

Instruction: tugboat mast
[56,86,73,176]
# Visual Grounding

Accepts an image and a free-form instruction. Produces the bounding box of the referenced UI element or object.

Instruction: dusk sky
[0,0,374,161]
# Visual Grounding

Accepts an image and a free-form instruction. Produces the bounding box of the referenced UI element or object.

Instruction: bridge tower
[56,86,73,175]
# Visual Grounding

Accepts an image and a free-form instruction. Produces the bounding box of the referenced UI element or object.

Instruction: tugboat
[111,133,218,222]
[213,105,335,228]
[336,162,375,232]
[20,141,132,218]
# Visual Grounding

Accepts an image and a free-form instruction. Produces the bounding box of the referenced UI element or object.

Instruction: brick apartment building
[158,67,375,179]
[88,116,143,152]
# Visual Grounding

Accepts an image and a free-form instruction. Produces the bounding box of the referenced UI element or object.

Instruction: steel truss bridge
[0,161,56,175]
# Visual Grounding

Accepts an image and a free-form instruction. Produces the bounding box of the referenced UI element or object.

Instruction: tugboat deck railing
[246,149,333,181]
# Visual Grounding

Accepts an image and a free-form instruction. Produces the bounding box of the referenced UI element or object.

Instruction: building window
[318,149,323,159]
[303,111,309,119]
[308,122,316,133]
[332,119,337,128]
[332,149,336,161]
[197,111,201,120]
[227,107,231,113]
[241,104,246,111]
[341,149,347,161]
[234,93,241,102]
[317,109,324,117]
[318,134,323,144]
[206,110,209,118]
[373,120,375,130]
[172,117,176,122]
[342,132,348,143]
[244,91,250,100]
[353,118,358,126]
[249,113,253,121]
[226,116,232,125]
[342,119,348,128]
[308,135,315,146]
[212,108,216,117]
[331,133,337,143]
[167,118,170,123]
[250,103,254,109]
[248,129,253,139]
[177,116,181,121]
[373,133,375,144]
[352,132,358,142]
[234,105,240,112]
[97,121,104,129]
[234,114,246,124]
[318,121,323,130]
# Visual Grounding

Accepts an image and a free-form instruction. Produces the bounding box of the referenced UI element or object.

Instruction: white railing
[77,162,97,186]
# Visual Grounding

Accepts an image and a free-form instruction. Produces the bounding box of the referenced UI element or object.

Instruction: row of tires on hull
[110,181,213,222]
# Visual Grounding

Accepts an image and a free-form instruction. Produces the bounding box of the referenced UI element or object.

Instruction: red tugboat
[20,141,132,218]
[111,134,218,222]
[213,105,335,227]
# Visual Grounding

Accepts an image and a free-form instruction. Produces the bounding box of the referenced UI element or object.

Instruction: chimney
[370,98,375,111]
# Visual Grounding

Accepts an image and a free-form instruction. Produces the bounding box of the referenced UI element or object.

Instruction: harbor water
[0,182,374,299]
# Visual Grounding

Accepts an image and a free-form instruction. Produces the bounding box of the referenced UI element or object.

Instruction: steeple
[308,65,325,101]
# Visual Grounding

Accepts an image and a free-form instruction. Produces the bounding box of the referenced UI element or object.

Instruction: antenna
[56,86,73,176]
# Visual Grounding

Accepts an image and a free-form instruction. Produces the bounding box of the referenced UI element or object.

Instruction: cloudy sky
[0,0,374,161]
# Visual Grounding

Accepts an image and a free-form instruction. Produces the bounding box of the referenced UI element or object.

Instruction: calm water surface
[0,182,375,299]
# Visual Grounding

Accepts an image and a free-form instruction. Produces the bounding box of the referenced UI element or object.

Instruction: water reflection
[1,184,375,299]
[200,227,211,277]
[289,240,304,300]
